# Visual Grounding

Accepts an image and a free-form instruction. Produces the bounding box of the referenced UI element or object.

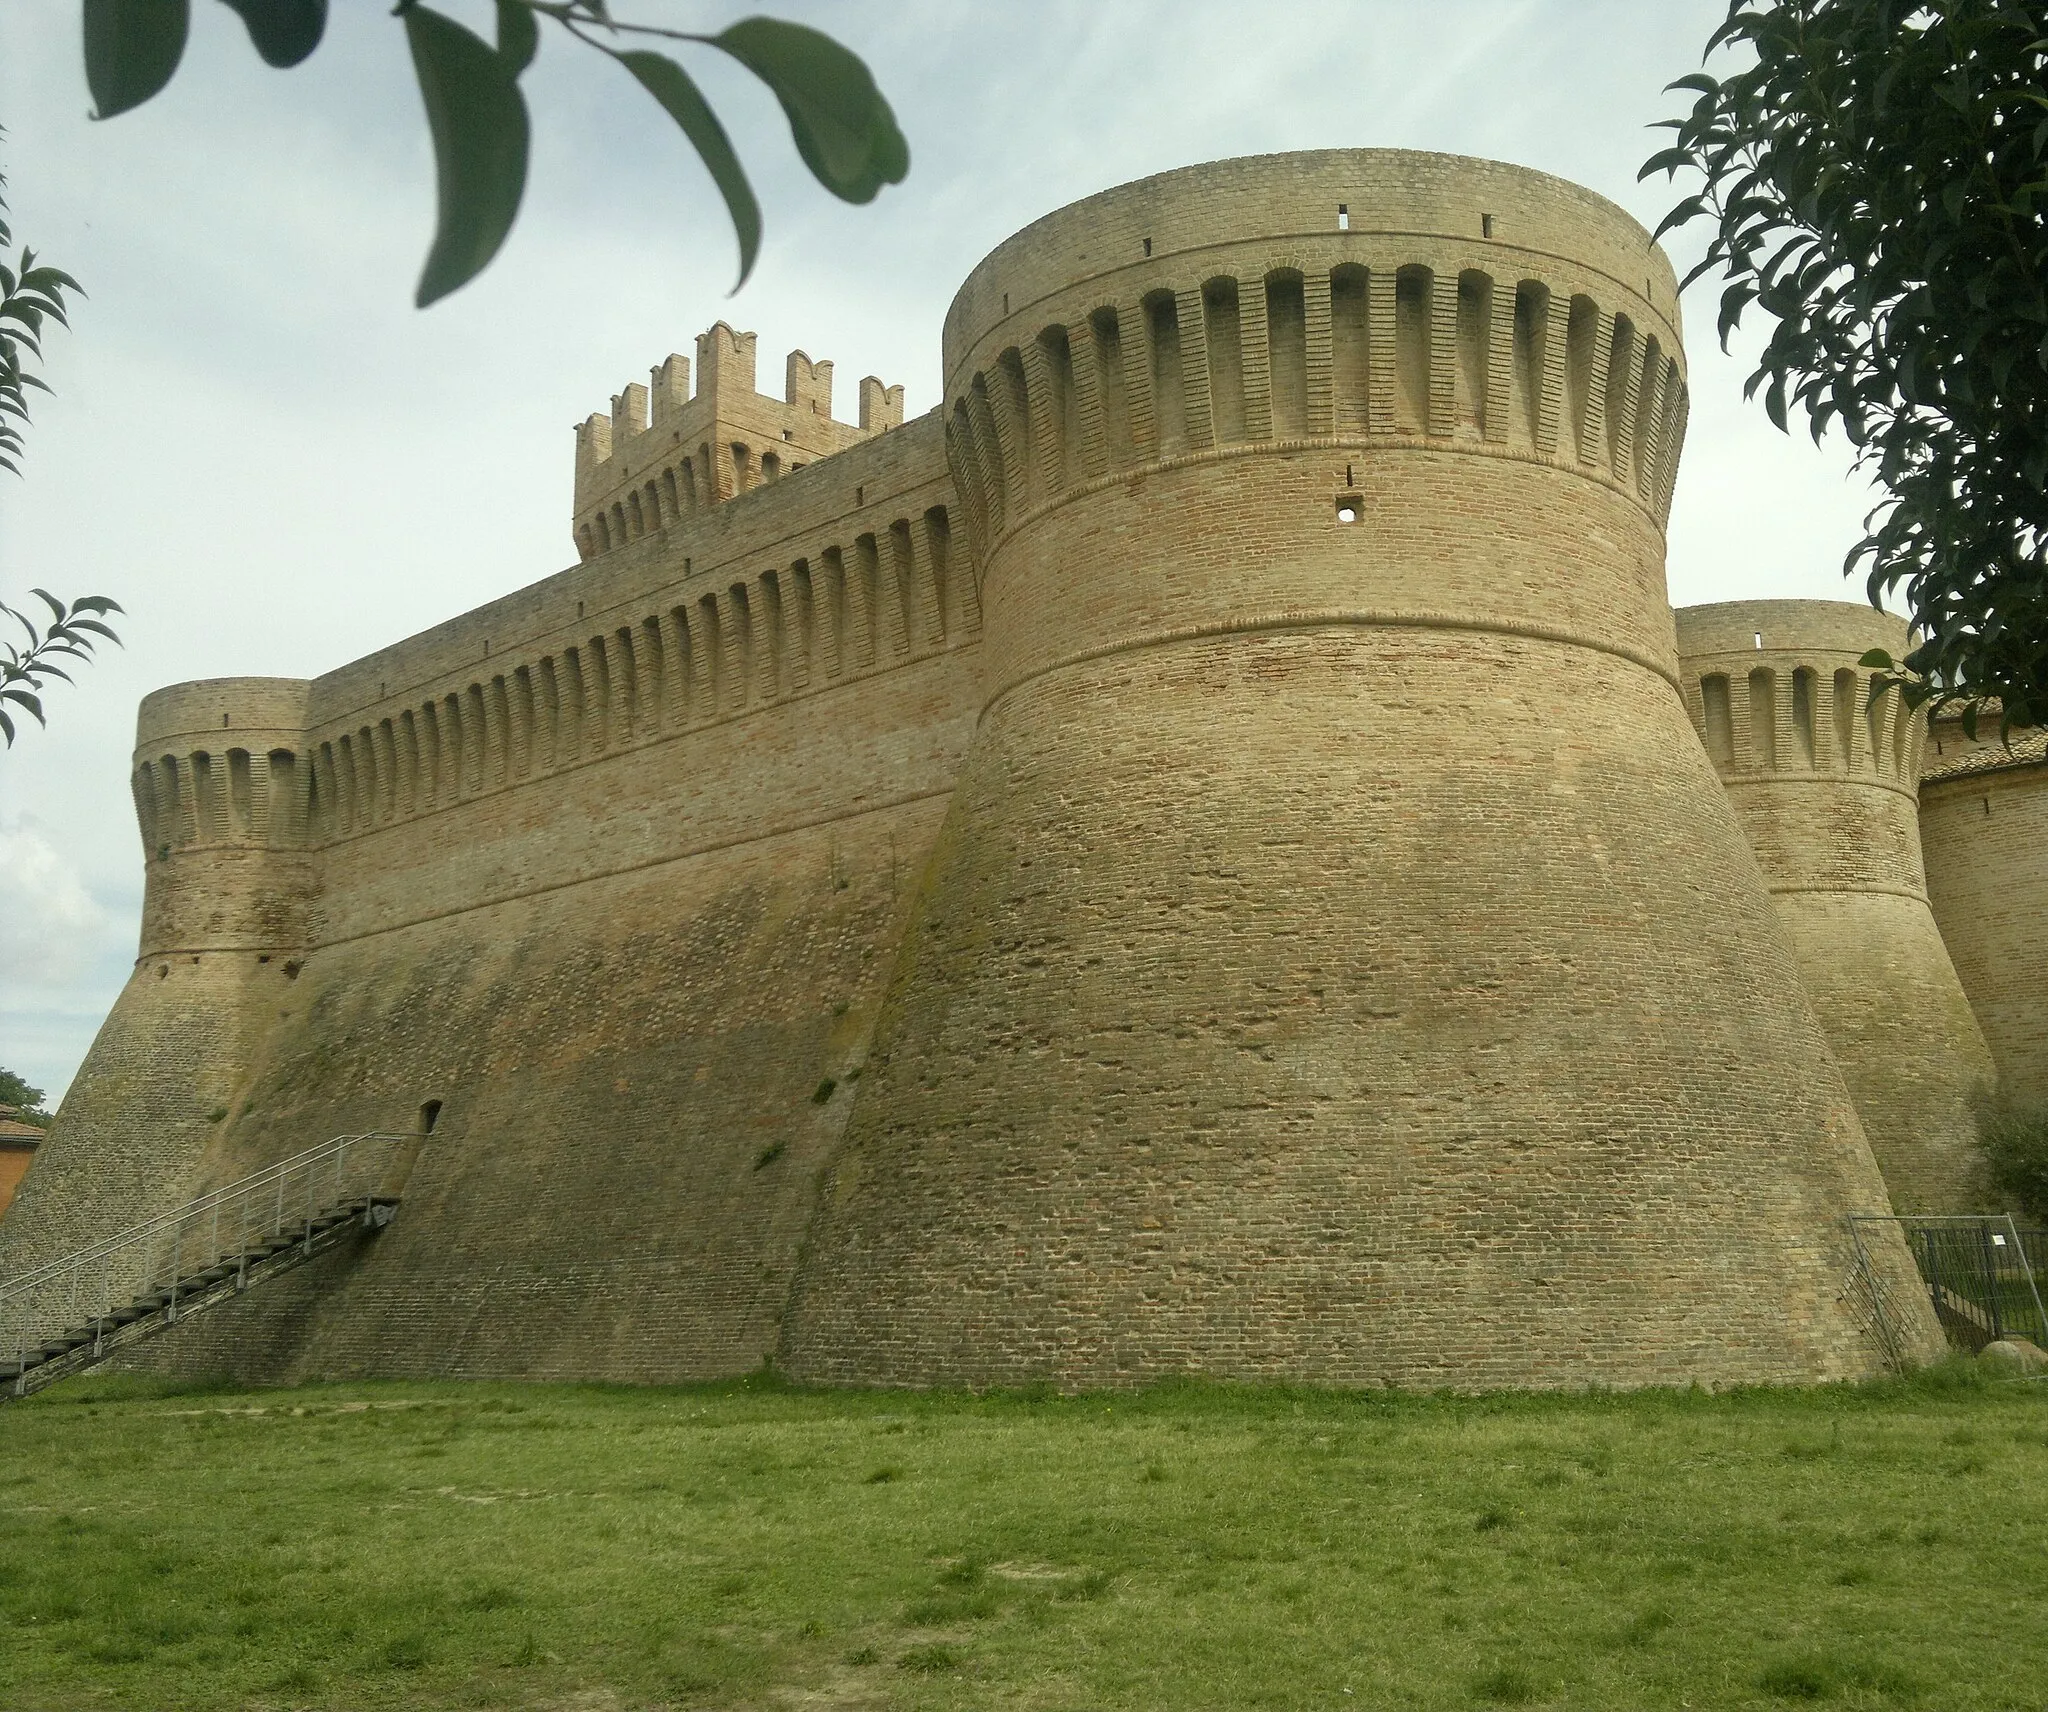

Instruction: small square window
[1335,493,1363,524]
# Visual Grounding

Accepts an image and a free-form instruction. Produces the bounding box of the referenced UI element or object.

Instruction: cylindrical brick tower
[781,151,1938,1389]
[1675,602,1995,1211]
[0,679,315,1272]
[1919,712,2048,1112]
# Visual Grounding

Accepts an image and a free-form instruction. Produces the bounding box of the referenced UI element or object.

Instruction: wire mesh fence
[1851,1214,2048,1357]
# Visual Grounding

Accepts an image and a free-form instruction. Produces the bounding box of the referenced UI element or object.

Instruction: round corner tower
[1918,706,2048,1114]
[1674,602,1995,1212]
[776,149,1939,1390]
[0,678,315,1275]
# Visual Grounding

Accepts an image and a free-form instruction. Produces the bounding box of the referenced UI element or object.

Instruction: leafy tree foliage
[0,138,121,747]
[0,1068,51,1126]
[2,590,124,746]
[1648,0,2048,732]
[1975,1096,2048,1220]
[82,0,910,305]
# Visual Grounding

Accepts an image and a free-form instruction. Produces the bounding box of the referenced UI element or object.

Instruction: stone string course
[13,148,2039,1390]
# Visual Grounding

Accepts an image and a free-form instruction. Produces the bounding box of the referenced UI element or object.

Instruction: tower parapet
[132,677,315,957]
[782,150,1931,1391]
[1676,600,1995,1211]
[571,321,904,561]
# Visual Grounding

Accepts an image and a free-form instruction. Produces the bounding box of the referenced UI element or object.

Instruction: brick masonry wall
[16,410,981,1382]
[1921,720,2048,1111]
[781,151,1941,1390]
[113,792,947,1382]
[1674,601,1997,1213]
[24,150,1956,1390]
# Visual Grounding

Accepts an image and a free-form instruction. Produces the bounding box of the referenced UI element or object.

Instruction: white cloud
[0,811,133,1101]
[0,814,115,977]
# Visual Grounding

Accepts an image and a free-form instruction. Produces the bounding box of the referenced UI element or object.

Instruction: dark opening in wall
[419,1100,443,1136]
[1337,203,1350,231]
[1142,236,1152,257]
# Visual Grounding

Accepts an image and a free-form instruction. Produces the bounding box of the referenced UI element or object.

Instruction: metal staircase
[0,1132,412,1398]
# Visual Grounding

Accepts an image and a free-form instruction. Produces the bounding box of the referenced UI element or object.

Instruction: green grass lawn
[0,1364,2044,1711]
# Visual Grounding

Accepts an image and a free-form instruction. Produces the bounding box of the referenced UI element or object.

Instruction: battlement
[572,321,905,562]
[935,152,1688,573]
[1675,600,1921,787]
[131,678,313,860]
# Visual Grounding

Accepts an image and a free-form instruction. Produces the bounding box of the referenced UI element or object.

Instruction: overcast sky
[0,2,1883,1105]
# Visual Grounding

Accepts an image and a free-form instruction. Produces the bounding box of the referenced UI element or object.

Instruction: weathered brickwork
[1674,602,1996,1212]
[9,149,1991,1391]
[782,151,1938,1389]
[572,321,905,563]
[1920,716,2048,1110]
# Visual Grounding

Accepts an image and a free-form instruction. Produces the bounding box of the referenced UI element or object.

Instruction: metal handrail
[0,1132,410,1372]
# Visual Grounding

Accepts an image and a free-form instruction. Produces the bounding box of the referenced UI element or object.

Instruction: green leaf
[84,0,190,119]
[712,17,907,204]
[1,686,44,726]
[1652,194,1707,241]
[403,3,531,308]
[1857,648,1895,670]
[217,0,326,68]
[614,51,761,288]
[496,0,538,74]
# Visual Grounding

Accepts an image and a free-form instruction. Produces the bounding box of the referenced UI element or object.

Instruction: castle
[6,150,2045,1390]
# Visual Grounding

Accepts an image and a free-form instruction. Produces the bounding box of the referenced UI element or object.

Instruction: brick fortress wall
[1673,602,1996,1212]
[780,149,1938,1390]
[9,149,1954,1389]
[2,354,982,1383]
[1919,714,2048,1111]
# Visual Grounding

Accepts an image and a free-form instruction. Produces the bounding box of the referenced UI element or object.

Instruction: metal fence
[1852,1214,2048,1355]
[0,1132,410,1377]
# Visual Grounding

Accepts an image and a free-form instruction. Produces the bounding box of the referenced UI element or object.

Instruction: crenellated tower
[0,679,315,1272]
[571,321,904,561]
[1676,602,1995,1211]
[782,149,1935,1391]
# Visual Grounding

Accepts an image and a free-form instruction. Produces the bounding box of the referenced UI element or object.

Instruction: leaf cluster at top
[1649,0,2048,731]
[0,131,121,747]
[79,0,910,305]
[0,145,80,481]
